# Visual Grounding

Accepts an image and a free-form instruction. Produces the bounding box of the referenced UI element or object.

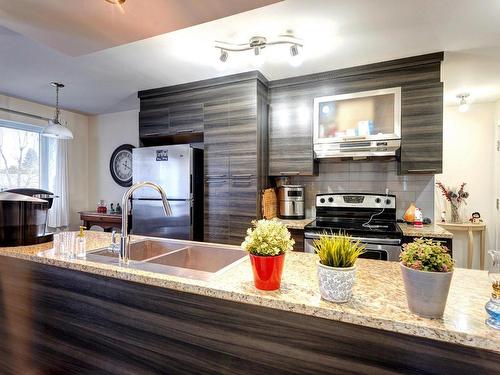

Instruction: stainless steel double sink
[85,238,248,281]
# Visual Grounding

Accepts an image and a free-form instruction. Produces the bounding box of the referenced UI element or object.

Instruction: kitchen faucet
[120,181,172,264]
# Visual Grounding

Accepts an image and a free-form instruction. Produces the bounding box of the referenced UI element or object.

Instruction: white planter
[317,261,356,303]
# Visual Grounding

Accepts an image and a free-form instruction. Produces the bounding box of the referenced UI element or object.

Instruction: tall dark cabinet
[138,72,268,246]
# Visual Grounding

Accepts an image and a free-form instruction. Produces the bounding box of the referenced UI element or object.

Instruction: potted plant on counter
[400,238,454,318]
[241,219,295,291]
[314,233,365,303]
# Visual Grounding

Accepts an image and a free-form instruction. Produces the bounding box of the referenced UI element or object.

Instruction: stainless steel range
[304,193,402,261]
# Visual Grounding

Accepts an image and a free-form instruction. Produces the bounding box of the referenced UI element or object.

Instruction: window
[0,120,44,190]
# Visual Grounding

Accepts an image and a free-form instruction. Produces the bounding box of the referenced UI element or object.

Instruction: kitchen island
[0,232,498,374]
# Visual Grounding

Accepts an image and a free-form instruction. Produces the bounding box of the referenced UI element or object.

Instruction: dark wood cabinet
[202,79,266,245]
[398,82,443,174]
[289,229,305,252]
[138,107,170,138]
[268,94,316,176]
[229,178,258,244]
[139,72,269,246]
[168,102,204,135]
[204,179,230,244]
[267,52,444,176]
[139,86,205,141]
[203,98,230,179]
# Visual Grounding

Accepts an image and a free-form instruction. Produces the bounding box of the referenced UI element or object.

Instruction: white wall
[0,94,89,229]
[436,102,496,268]
[88,110,139,209]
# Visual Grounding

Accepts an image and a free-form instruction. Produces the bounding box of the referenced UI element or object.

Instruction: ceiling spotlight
[289,44,303,67]
[105,0,126,4]
[457,93,470,112]
[219,49,228,63]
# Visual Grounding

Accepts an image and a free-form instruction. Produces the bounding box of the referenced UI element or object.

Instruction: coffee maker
[278,185,305,219]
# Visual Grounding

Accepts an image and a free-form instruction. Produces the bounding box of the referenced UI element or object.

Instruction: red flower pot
[249,253,285,291]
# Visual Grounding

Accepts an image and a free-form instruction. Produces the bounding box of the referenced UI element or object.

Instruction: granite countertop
[398,223,453,239]
[275,218,314,230]
[0,232,498,353]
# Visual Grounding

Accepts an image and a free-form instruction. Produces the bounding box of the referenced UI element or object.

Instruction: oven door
[304,232,401,261]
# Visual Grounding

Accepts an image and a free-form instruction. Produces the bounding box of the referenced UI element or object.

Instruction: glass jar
[97,200,107,213]
[485,250,500,330]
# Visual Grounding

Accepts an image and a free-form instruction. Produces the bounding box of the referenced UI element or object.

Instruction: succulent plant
[241,218,294,256]
[313,232,366,268]
[400,238,454,272]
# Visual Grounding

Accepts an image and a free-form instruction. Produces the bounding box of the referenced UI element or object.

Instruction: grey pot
[400,263,453,318]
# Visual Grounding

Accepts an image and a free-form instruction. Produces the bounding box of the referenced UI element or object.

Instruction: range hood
[314,138,401,159]
[313,87,401,159]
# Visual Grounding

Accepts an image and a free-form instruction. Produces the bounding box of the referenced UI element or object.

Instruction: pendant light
[42,82,73,139]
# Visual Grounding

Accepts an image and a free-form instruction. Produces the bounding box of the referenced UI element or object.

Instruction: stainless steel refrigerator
[132,144,203,241]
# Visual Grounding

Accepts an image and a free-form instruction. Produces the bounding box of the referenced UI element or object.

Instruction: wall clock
[109,144,135,187]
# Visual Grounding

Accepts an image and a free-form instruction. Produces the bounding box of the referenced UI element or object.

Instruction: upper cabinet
[267,52,444,176]
[139,96,203,140]
[398,82,443,174]
[268,86,316,176]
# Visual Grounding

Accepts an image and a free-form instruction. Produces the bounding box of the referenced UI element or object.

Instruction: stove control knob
[328,197,334,203]
[375,197,382,204]
[319,198,326,204]
[386,199,392,205]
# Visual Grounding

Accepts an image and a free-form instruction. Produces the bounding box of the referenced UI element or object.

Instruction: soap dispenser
[76,226,87,259]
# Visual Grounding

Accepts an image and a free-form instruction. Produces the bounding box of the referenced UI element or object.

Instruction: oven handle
[304,231,401,245]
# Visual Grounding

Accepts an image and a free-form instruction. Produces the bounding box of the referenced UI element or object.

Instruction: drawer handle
[280,171,300,176]
[232,174,253,178]
[207,180,227,184]
[232,180,252,186]
[206,174,226,178]
[406,169,437,174]
[175,129,194,134]
[144,132,160,137]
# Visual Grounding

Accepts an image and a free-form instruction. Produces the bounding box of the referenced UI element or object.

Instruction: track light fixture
[457,93,470,112]
[215,34,303,67]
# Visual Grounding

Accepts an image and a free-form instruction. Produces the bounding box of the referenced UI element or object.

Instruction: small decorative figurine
[469,212,482,224]
[115,203,122,214]
[110,203,115,214]
[413,207,423,228]
[440,210,446,223]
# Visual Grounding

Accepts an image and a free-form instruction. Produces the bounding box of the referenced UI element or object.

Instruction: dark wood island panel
[0,256,498,375]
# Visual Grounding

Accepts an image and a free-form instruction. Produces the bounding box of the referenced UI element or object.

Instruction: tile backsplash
[289,160,434,220]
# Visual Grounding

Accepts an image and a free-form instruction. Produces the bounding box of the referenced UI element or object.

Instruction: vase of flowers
[313,233,365,303]
[241,219,294,291]
[436,182,469,223]
[400,238,454,318]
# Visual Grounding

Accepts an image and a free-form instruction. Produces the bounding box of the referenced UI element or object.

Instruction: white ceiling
[0,0,499,114]
[0,0,280,56]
